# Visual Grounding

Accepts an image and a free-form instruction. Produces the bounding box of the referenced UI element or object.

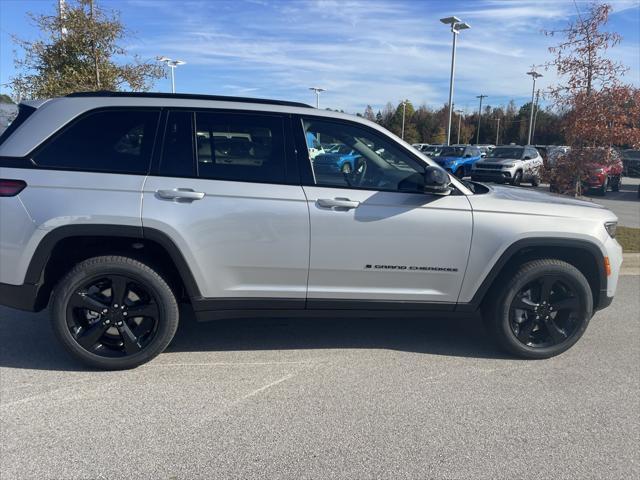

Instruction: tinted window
[160,111,195,177]
[195,112,286,183]
[303,118,427,192]
[34,109,159,174]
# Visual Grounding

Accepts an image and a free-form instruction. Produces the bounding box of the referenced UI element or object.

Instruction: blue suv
[312,144,362,174]
[434,145,482,178]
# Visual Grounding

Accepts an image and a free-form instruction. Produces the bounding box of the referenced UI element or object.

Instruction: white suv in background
[471,145,544,186]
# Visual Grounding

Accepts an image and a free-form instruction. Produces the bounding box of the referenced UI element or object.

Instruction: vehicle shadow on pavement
[0,307,509,371]
[166,308,510,360]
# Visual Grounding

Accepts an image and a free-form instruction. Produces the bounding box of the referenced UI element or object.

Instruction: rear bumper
[0,282,44,312]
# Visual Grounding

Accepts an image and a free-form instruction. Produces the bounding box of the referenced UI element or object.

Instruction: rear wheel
[50,256,179,370]
[483,259,593,359]
[455,167,465,178]
[531,175,540,187]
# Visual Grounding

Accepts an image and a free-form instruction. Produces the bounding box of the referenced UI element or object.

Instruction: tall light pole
[495,117,501,145]
[526,69,543,145]
[158,56,186,93]
[401,100,409,140]
[309,87,326,109]
[456,109,464,144]
[475,94,487,144]
[440,16,470,146]
[531,89,541,144]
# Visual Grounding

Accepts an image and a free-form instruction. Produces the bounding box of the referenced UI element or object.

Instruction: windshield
[439,146,465,157]
[488,147,523,159]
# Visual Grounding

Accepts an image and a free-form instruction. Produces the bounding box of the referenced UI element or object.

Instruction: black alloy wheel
[510,276,581,348]
[67,274,159,357]
[483,259,593,359]
[51,256,179,369]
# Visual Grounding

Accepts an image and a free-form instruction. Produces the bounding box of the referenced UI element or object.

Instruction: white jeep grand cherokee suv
[0,92,622,369]
[471,145,544,186]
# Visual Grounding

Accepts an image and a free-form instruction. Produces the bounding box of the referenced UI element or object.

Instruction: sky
[0,0,638,114]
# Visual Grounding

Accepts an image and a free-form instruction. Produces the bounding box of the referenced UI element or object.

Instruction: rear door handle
[317,198,360,209]
[156,188,205,201]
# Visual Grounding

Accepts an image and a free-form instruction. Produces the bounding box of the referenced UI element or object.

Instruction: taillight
[0,179,27,197]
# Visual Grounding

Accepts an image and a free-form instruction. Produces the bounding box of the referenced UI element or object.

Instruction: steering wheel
[344,157,368,187]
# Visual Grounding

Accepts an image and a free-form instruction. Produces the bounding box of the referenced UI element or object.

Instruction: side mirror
[424,166,452,196]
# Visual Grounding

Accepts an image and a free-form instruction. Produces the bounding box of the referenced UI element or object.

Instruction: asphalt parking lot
[1,276,638,480]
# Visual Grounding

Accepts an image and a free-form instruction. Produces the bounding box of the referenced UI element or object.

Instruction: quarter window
[34,109,160,174]
[195,112,286,183]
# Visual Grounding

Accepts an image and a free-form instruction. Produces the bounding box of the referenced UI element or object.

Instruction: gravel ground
[1,276,638,480]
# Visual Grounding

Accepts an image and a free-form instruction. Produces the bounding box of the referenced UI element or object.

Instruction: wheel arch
[25,224,201,311]
[459,238,607,313]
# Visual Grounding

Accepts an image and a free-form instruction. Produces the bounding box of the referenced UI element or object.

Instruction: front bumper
[471,169,513,182]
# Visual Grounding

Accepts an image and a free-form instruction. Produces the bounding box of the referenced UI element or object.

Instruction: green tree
[11,0,164,99]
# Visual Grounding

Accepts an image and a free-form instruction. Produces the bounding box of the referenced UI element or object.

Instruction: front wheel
[483,259,593,359]
[50,256,179,370]
[511,171,523,186]
[611,176,620,192]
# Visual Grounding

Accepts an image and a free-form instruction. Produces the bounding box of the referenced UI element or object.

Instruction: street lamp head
[440,16,461,25]
[526,71,543,79]
[156,56,170,62]
[309,87,326,93]
[169,60,186,67]
[455,22,471,31]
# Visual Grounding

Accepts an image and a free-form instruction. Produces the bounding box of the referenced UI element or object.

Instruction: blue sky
[1,0,638,113]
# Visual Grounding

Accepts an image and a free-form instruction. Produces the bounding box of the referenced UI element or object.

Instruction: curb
[621,253,640,276]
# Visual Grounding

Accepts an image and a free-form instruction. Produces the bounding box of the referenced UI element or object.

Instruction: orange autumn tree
[544,2,640,196]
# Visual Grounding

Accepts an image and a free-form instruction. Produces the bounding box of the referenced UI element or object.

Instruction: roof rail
[65,91,312,108]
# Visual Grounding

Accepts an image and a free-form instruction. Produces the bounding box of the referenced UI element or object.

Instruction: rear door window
[195,111,287,183]
[34,109,160,174]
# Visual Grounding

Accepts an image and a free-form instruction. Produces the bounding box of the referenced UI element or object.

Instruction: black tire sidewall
[51,257,179,370]
[490,261,593,359]
[512,171,522,186]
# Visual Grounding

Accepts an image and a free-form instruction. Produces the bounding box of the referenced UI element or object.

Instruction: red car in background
[548,147,623,196]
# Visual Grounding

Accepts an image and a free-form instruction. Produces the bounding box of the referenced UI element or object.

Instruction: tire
[455,167,465,179]
[341,163,352,174]
[482,259,593,359]
[611,176,620,192]
[595,178,608,196]
[511,170,523,186]
[531,175,540,187]
[50,256,179,370]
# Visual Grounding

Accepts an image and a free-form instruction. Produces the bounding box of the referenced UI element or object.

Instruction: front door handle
[317,197,360,209]
[156,188,205,201]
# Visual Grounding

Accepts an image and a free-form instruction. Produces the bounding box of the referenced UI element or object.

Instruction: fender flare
[458,237,607,312]
[24,224,201,298]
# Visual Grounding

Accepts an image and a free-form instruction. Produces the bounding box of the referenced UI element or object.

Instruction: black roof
[66,91,312,108]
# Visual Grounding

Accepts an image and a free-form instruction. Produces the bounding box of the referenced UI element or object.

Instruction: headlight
[502,164,514,169]
[605,221,617,238]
